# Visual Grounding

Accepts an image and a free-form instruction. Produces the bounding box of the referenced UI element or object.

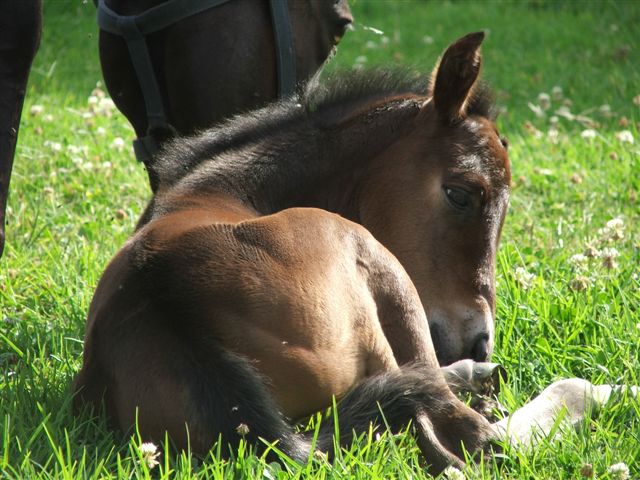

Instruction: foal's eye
[444,186,471,210]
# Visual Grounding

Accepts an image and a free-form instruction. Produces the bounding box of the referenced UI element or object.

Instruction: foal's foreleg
[492,378,639,448]
[364,247,440,369]
[360,244,496,468]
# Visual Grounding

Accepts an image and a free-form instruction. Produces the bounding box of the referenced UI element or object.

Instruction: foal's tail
[194,346,482,472]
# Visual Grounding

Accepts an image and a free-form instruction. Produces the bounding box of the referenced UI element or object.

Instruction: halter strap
[269,0,296,97]
[94,0,297,180]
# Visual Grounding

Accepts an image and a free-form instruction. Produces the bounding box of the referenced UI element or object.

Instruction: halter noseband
[94,0,296,171]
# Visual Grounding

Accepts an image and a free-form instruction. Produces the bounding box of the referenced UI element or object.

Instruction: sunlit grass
[1,1,638,478]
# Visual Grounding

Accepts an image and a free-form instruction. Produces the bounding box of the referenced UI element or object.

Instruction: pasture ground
[1,1,639,478]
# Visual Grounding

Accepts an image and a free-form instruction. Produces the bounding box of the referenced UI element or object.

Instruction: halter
[94,0,296,168]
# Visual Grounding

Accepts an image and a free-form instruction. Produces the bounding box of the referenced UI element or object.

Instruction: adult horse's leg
[0,0,42,258]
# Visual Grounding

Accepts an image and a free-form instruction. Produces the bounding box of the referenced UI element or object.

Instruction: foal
[75,32,509,473]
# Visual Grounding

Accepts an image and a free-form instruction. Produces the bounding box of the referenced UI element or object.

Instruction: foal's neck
[232,99,420,219]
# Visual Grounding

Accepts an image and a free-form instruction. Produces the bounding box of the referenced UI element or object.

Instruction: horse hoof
[442,359,506,396]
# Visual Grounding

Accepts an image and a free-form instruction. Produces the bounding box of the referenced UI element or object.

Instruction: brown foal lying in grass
[73,32,636,474]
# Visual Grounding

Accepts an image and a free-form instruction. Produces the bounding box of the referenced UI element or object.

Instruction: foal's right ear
[428,31,485,123]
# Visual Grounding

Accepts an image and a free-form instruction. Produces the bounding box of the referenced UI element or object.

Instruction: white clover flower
[569,253,588,265]
[443,466,465,480]
[607,462,629,480]
[67,144,88,155]
[91,83,106,99]
[615,130,634,144]
[537,92,551,110]
[606,217,624,230]
[570,173,583,184]
[29,104,44,116]
[569,275,591,292]
[584,243,601,258]
[313,450,328,461]
[421,35,434,44]
[236,423,250,436]
[551,86,563,101]
[599,218,625,242]
[44,140,62,152]
[514,267,535,290]
[111,137,126,151]
[599,104,612,117]
[548,128,559,144]
[600,247,620,269]
[139,442,160,469]
[581,129,597,139]
[600,247,619,258]
[97,97,116,117]
[633,94,640,106]
[96,126,107,136]
[43,114,55,122]
[87,95,99,106]
[365,40,378,49]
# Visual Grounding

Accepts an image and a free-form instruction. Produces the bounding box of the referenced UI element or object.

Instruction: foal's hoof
[442,359,506,396]
[442,360,508,422]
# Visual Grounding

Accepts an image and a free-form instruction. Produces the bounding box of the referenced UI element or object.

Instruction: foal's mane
[153,68,496,189]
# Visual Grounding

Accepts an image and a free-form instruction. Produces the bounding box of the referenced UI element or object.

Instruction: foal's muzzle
[428,305,494,365]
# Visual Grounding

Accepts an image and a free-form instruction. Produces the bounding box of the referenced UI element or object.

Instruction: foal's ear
[429,31,485,123]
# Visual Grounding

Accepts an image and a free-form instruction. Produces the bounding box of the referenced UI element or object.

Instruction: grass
[1,0,639,478]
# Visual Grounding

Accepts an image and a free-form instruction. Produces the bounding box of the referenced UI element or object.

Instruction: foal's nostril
[470,334,490,362]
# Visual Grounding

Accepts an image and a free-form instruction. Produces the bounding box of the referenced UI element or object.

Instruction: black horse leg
[0,0,42,259]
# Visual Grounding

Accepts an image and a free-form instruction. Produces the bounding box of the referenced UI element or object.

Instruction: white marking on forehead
[459,154,482,170]
[466,118,482,133]
[465,118,489,146]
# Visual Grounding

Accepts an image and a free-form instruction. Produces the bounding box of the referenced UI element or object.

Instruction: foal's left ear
[428,31,485,123]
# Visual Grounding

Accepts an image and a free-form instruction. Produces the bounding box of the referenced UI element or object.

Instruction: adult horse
[96,0,353,190]
[74,32,507,473]
[0,0,352,259]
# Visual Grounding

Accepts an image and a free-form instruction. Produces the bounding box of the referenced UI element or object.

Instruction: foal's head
[361,32,510,364]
